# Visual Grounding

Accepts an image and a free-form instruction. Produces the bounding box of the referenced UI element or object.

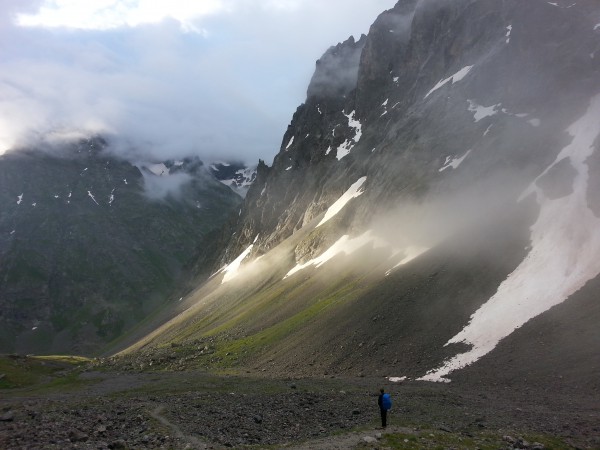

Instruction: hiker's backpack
[382,393,392,410]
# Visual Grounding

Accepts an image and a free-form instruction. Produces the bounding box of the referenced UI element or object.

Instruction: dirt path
[149,405,216,450]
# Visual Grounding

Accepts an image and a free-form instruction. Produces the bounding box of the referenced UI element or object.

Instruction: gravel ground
[1,369,599,449]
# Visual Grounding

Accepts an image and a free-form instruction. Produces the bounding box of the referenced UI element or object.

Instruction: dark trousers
[380,408,387,428]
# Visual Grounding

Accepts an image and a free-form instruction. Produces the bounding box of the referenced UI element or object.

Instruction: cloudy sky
[0,0,397,164]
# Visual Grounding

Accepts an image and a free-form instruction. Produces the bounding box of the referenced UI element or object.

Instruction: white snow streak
[284,231,386,280]
[285,166,292,171]
[221,243,254,284]
[109,188,115,205]
[505,24,512,44]
[285,136,294,150]
[439,150,472,172]
[425,65,473,99]
[418,93,600,383]
[317,177,366,227]
[595,23,600,31]
[385,246,430,276]
[87,190,99,205]
[16,194,23,205]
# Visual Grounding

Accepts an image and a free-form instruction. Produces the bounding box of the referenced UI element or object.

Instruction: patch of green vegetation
[0,354,90,390]
[374,429,574,450]
[212,279,366,367]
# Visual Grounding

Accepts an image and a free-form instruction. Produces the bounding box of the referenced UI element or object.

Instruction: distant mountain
[208,162,257,198]
[118,0,600,390]
[0,137,241,355]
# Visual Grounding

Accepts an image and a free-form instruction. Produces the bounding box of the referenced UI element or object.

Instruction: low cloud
[0,0,397,163]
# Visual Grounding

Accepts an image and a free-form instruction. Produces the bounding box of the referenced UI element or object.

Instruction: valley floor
[0,360,598,449]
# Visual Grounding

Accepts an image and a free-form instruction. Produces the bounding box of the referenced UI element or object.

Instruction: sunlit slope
[118,197,532,377]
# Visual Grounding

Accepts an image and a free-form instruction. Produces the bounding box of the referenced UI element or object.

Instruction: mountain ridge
[116,0,600,388]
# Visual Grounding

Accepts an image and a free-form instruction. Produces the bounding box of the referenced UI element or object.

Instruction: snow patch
[467,100,500,122]
[505,24,512,44]
[393,77,399,83]
[528,118,541,127]
[425,65,473,99]
[317,177,366,228]
[109,188,115,205]
[483,124,493,136]
[17,194,23,205]
[285,136,294,150]
[147,163,169,176]
[439,150,472,172]
[419,93,600,383]
[222,242,255,284]
[285,166,292,171]
[284,231,386,280]
[595,23,600,30]
[336,111,362,160]
[382,99,388,106]
[388,376,407,383]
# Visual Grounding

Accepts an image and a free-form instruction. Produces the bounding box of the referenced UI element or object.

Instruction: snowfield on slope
[317,177,366,227]
[417,93,600,383]
[220,235,259,284]
[425,65,473,99]
[285,231,387,280]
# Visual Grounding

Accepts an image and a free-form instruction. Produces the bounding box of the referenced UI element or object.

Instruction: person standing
[377,388,391,428]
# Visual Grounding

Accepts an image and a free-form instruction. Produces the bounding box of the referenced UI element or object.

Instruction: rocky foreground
[0,359,599,449]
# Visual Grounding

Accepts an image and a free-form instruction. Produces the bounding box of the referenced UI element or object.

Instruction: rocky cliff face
[0,138,241,354]
[145,0,600,384]
[220,0,600,265]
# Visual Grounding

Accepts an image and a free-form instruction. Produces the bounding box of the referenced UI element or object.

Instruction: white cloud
[0,0,398,162]
[17,0,228,33]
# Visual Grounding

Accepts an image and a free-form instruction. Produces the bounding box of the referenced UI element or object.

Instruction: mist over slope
[0,137,242,355]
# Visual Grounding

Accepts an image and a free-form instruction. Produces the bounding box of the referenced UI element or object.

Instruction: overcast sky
[0,0,397,164]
